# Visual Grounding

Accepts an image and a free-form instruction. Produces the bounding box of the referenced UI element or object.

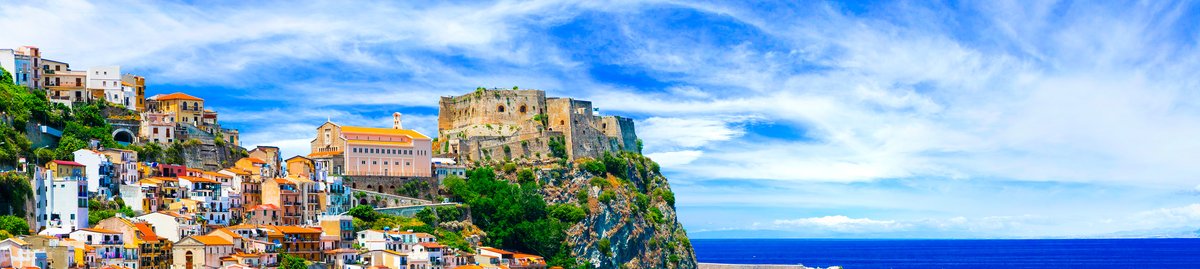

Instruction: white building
[34,161,89,234]
[86,66,121,99]
[73,149,111,195]
[69,228,125,268]
[135,211,199,242]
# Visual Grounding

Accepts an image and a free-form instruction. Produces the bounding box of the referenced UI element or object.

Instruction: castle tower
[393,112,403,129]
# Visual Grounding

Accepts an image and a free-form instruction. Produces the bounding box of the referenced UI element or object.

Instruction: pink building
[310,113,433,177]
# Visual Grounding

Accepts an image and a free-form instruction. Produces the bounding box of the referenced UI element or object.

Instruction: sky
[4,0,1200,238]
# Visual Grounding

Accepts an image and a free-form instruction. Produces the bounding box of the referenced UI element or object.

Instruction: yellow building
[121,74,147,111]
[149,92,204,127]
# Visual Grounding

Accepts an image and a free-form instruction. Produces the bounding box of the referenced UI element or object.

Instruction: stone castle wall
[438,88,639,163]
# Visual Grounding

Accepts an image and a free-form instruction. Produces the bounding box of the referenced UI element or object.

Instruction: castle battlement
[437,88,638,162]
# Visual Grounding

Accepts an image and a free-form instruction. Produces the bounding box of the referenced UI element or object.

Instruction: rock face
[539,154,698,269]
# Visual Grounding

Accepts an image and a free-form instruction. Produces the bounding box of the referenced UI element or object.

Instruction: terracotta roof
[453,265,484,269]
[204,171,233,178]
[181,176,218,184]
[51,160,85,166]
[233,252,263,258]
[273,178,295,185]
[324,248,359,254]
[221,167,251,175]
[346,139,413,147]
[133,223,159,241]
[341,125,431,139]
[286,155,311,162]
[153,92,203,101]
[513,253,543,259]
[76,228,121,234]
[225,224,260,230]
[190,235,233,245]
[418,242,444,248]
[241,157,266,164]
[480,247,514,255]
[307,150,343,158]
[273,225,321,234]
[210,228,243,239]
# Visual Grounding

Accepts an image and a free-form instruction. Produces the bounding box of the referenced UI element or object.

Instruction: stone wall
[438,88,639,163]
[343,175,438,200]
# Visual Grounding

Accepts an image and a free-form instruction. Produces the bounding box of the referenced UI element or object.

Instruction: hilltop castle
[437,88,638,162]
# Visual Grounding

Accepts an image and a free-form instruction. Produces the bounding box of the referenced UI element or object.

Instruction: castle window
[497,105,505,112]
[519,105,527,113]
[560,120,565,125]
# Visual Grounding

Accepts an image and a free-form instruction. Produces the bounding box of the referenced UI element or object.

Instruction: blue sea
[692,238,1200,268]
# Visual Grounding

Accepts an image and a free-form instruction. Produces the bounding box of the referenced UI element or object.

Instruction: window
[497,105,505,112]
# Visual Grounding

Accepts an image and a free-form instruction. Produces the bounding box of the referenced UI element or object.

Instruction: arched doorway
[185,251,194,269]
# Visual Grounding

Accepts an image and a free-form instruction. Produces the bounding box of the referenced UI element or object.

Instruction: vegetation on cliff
[441,151,696,269]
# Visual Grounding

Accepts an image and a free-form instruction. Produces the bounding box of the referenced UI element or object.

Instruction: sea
[692,238,1200,269]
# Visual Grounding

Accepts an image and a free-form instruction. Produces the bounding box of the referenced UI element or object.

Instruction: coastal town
[0,46,664,269]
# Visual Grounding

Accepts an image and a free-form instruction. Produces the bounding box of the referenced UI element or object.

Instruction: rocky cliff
[537,152,698,269]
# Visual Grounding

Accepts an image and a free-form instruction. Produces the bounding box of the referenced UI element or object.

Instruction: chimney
[393,112,403,129]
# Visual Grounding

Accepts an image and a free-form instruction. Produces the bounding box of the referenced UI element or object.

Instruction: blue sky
[5,0,1200,238]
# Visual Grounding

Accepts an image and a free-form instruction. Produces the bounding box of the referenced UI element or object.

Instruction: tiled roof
[153,92,203,101]
[346,139,413,147]
[513,253,543,259]
[341,125,431,139]
[76,228,121,234]
[273,225,321,234]
[180,176,218,184]
[241,157,266,164]
[419,242,444,248]
[133,223,159,241]
[324,248,359,254]
[203,171,233,178]
[190,235,233,245]
[210,228,243,239]
[307,150,342,158]
[480,247,514,255]
[51,160,85,166]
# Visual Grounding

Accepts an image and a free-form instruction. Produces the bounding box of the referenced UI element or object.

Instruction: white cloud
[637,116,747,150]
[645,150,703,166]
[773,216,907,233]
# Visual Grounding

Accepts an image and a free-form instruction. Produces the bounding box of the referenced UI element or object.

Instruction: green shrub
[517,169,535,184]
[589,177,608,188]
[599,238,612,257]
[581,159,605,176]
[648,207,664,224]
[548,204,587,223]
[502,162,517,174]
[575,189,589,203]
[598,190,616,203]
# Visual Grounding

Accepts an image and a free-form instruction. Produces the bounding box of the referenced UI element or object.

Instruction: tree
[0,215,30,236]
[517,169,535,185]
[0,173,33,216]
[280,254,307,269]
[348,205,380,222]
